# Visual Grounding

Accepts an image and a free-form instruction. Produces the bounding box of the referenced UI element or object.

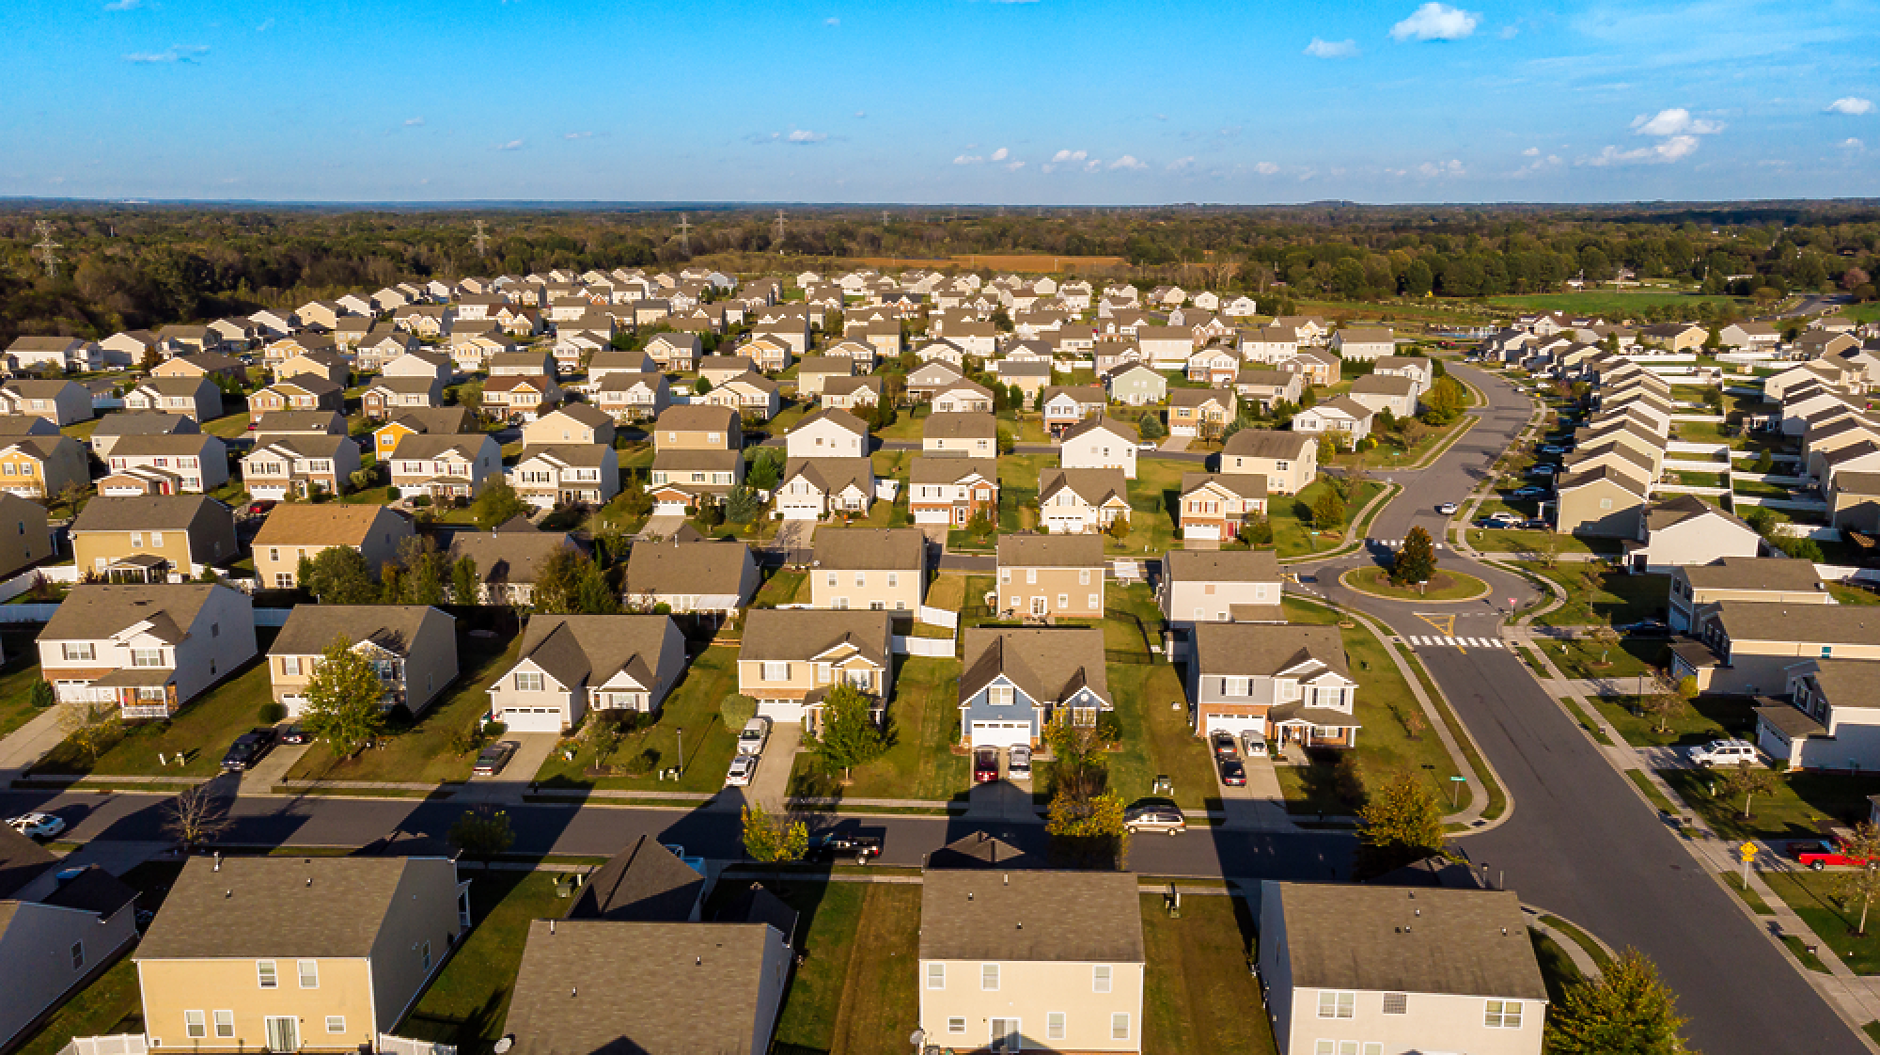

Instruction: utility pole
[31,220,62,279]
[772,210,786,252]
[472,219,491,258]
[677,213,692,255]
[880,210,890,226]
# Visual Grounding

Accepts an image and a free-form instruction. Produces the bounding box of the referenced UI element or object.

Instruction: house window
[281,657,301,676]
[1047,1012,1066,1040]
[326,1017,346,1035]
[515,672,544,692]
[185,1011,206,1039]
[1093,964,1112,992]
[61,643,95,662]
[947,1017,966,1035]
[70,940,84,971]
[214,1010,235,1038]
[1057,593,1068,609]
[298,960,318,988]
[257,960,278,988]
[1485,1000,1523,1028]
[1111,1014,1130,1040]
[990,686,1014,707]
[1822,646,1834,658]
[1079,568,1091,585]
[1318,991,1354,1019]
[1088,593,1100,610]
[927,963,945,989]
[981,963,1000,990]
[131,649,164,668]
[762,661,791,681]
[887,572,898,588]
[1382,992,1408,1015]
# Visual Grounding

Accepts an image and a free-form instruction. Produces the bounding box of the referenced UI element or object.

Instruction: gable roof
[924,412,997,440]
[625,539,754,596]
[1192,623,1348,677]
[1039,467,1130,507]
[1682,556,1821,593]
[996,532,1104,568]
[566,835,703,923]
[812,527,926,571]
[738,609,891,665]
[792,407,869,438]
[919,869,1143,963]
[41,584,227,643]
[960,626,1109,708]
[270,604,446,658]
[253,504,407,548]
[1221,429,1314,461]
[1164,548,1281,584]
[1061,415,1139,444]
[445,529,575,587]
[653,404,740,433]
[71,494,228,534]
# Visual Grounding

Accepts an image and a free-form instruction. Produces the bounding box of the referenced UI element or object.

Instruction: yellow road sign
[1739,841,1759,860]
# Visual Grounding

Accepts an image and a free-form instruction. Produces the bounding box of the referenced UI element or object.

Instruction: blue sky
[3,0,1877,204]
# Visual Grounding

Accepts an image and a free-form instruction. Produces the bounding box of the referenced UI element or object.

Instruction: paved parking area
[746,722,801,811]
[461,732,559,802]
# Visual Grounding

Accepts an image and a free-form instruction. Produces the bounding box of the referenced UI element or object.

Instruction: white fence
[0,604,64,623]
[59,1035,147,1055]
[917,605,959,630]
[379,1036,456,1055]
[893,635,956,658]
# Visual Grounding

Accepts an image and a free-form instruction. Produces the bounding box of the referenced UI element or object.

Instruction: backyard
[764,880,922,1055]
[396,869,565,1048]
[529,641,742,793]
[1139,893,1278,1055]
[0,632,52,740]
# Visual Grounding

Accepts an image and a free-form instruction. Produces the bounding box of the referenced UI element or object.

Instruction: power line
[472,219,491,257]
[677,213,692,255]
[772,210,786,251]
[31,221,62,279]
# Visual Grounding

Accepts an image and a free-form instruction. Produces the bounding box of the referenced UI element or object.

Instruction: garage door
[758,699,806,724]
[971,721,1032,748]
[500,706,565,733]
[1186,523,1222,541]
[779,502,821,521]
[1203,713,1265,738]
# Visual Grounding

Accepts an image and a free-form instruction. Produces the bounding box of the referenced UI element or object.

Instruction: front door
[265,1016,298,1052]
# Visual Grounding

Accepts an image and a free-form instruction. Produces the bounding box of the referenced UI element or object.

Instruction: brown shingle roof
[996,532,1104,568]
[919,869,1143,962]
[812,527,926,571]
[253,504,409,548]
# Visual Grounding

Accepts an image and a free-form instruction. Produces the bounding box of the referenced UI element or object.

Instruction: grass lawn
[791,656,967,801]
[1589,693,1755,749]
[1530,929,1585,1008]
[1103,584,1216,811]
[754,568,809,607]
[1110,457,1187,557]
[1486,290,1744,315]
[0,634,53,739]
[200,410,253,440]
[35,650,279,777]
[1271,479,1384,558]
[1675,472,1727,488]
[531,642,741,793]
[1140,894,1277,1055]
[1721,870,1776,915]
[996,453,1052,533]
[1539,636,1664,681]
[765,881,921,1055]
[925,573,967,613]
[1659,768,1880,841]
[1763,870,1880,975]
[1464,529,1617,557]
[1517,563,1670,628]
[396,870,565,1047]
[1734,478,1795,500]
[286,631,521,784]
[1341,565,1486,601]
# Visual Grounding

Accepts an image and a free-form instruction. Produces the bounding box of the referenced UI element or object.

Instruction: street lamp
[676,726,685,777]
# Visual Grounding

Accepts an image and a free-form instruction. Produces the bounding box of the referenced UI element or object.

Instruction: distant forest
[3,200,1879,346]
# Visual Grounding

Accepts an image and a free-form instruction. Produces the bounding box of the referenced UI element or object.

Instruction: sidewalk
[0,707,70,781]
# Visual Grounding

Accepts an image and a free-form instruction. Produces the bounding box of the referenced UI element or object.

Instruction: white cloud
[1841,138,1865,150]
[1514,153,1563,177]
[1005,161,1026,171]
[1417,159,1467,177]
[1304,37,1358,58]
[104,0,143,10]
[1826,97,1875,116]
[404,117,425,127]
[825,16,839,26]
[1522,146,1540,156]
[1499,24,1518,38]
[787,129,827,143]
[1167,156,1196,173]
[990,147,1008,162]
[123,44,208,63]
[255,18,273,31]
[1631,108,1724,136]
[1253,161,1280,175]
[496,140,525,151]
[1108,155,1147,171]
[564,131,592,140]
[1050,149,1087,163]
[1579,135,1699,166]
[1390,3,1479,42]
[953,154,984,165]
[1084,159,1102,172]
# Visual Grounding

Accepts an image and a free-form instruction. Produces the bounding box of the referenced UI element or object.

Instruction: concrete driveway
[461,732,559,802]
[239,742,309,792]
[745,722,801,811]
[771,520,816,554]
[0,706,71,780]
[639,514,686,540]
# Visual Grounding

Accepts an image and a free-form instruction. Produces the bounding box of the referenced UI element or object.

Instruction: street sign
[1507,597,1517,608]
[1739,841,1758,860]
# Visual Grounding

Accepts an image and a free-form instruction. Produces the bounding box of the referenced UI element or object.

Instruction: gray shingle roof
[1191,623,1347,677]
[71,494,228,534]
[270,604,446,657]
[738,609,890,665]
[996,532,1105,568]
[512,614,677,697]
[1711,600,1880,645]
[959,627,1109,708]
[811,527,926,571]
[1163,548,1281,584]
[41,584,226,644]
[919,869,1143,963]
[924,412,997,440]
[1221,429,1314,461]
[625,539,755,597]
[1682,557,1820,593]
[566,835,703,923]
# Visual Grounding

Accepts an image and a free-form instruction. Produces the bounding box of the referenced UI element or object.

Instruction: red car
[1790,835,1876,871]
[972,746,999,784]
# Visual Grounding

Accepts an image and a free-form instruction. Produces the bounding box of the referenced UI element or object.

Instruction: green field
[1486,291,1745,316]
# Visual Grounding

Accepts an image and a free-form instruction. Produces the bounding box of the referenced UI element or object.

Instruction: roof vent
[1414,908,1420,917]
[1016,922,1023,930]
[306,878,312,887]
[570,986,578,998]
[225,890,232,899]
[967,892,974,901]
[1003,874,1009,886]
[549,920,555,935]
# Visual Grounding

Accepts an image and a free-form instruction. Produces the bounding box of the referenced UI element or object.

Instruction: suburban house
[918,869,1145,1054]
[1168,388,1236,439]
[778,458,876,520]
[0,380,91,425]
[808,528,926,612]
[1720,320,1782,351]
[372,407,477,463]
[123,376,223,422]
[1042,385,1109,436]
[1677,600,1880,695]
[1187,346,1241,385]
[135,856,468,1055]
[648,446,744,512]
[513,444,620,509]
[737,609,894,728]
[924,412,999,457]
[595,371,673,422]
[795,355,853,397]
[1330,327,1395,362]
[88,412,198,458]
[1831,471,1880,533]
[1372,355,1435,395]
[486,614,687,733]
[0,492,49,579]
[623,538,760,614]
[0,853,138,1054]
[907,361,968,403]
[38,584,258,717]
[957,627,1111,749]
[98,433,230,495]
[482,375,564,422]
[1667,557,1828,633]
[645,333,701,372]
[272,351,349,387]
[704,372,782,420]
[388,433,503,503]
[1177,473,1268,542]
[253,505,413,590]
[933,380,998,415]
[1627,496,1762,574]
[1220,430,1317,495]
[1347,374,1420,420]
[0,435,93,499]
[1186,623,1358,746]
[71,495,237,580]
[1038,468,1131,535]
[1258,882,1546,1055]
[1553,464,1651,538]
[1234,368,1306,410]
[242,427,361,502]
[1103,362,1167,406]
[360,376,445,420]
[1060,416,1140,479]
[267,605,458,717]
[995,533,1106,620]
[822,375,883,411]
[909,457,999,527]
[1158,548,1285,632]
[1754,659,1880,772]
[523,404,616,448]
[701,356,759,387]
[786,408,870,459]
[1291,396,1375,443]
[248,376,344,422]
[654,404,742,451]
[442,527,579,605]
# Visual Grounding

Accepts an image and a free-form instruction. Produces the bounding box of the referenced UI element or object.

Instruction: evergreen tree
[451,555,482,605]
[1546,949,1689,1055]
[1393,526,1437,586]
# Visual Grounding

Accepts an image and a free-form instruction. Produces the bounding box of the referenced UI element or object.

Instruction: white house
[1059,416,1140,479]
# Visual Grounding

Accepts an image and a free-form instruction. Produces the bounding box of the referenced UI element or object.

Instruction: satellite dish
[494,1039,514,1054]
[909,1029,926,1048]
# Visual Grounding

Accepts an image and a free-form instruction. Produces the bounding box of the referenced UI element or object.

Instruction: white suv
[738,717,771,757]
[1687,739,1759,768]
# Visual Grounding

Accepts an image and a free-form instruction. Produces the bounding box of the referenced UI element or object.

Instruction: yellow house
[0,436,89,498]
[136,856,468,1054]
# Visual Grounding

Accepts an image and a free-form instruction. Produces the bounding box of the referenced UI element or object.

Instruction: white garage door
[1186,523,1222,541]
[779,501,821,521]
[1203,713,1264,738]
[758,699,806,724]
[500,706,565,733]
[971,721,1032,748]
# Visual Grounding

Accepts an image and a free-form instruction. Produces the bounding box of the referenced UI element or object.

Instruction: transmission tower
[472,219,491,258]
[881,210,890,226]
[31,220,62,279]
[772,210,786,251]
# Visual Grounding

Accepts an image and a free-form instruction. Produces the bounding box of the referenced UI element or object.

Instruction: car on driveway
[1435,502,1459,515]
[1790,830,1875,870]
[1538,444,1566,455]
[1485,512,1523,527]
[1124,798,1187,835]
[737,717,771,757]
[1529,464,1558,476]
[725,753,758,787]
[472,740,519,776]
[1617,619,1671,637]
[1217,757,1247,787]
[973,746,999,783]
[1241,731,1266,757]
[1007,745,1032,778]
[220,728,276,771]
[277,724,310,745]
[1510,486,1548,499]
[1687,739,1759,768]
[6,812,64,840]
[808,833,883,863]
[1210,730,1239,759]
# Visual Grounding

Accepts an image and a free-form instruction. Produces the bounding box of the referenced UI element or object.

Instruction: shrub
[1095,711,1123,746]
[482,720,508,737]
[412,495,432,508]
[258,701,288,725]
[29,680,55,709]
[387,486,401,500]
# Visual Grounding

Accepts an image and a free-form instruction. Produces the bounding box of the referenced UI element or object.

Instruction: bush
[482,720,508,737]
[387,486,401,500]
[1095,711,1123,746]
[412,495,433,508]
[29,680,55,709]
[258,701,287,725]
[1240,517,1275,546]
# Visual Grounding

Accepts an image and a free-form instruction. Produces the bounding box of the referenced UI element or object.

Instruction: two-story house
[485,614,688,733]
[777,458,876,520]
[360,375,445,420]
[89,412,198,459]
[1042,385,1109,437]
[1676,599,1880,695]
[241,433,361,501]
[957,627,1110,749]
[1177,472,1268,542]
[737,609,894,728]
[909,457,998,527]
[1757,659,1880,772]
[1347,374,1420,420]
[996,534,1105,620]
[1291,396,1374,443]
[248,376,344,423]
[39,584,257,717]
[268,605,458,717]
[623,538,760,614]
[371,406,476,464]
[513,444,620,509]
[1187,622,1358,747]
[923,412,999,458]
[522,404,616,448]
[0,380,91,425]
[1330,327,1395,362]
[1059,416,1140,479]
[1168,388,1236,440]
[124,376,223,422]
[786,409,870,459]
[1627,496,1762,574]
[482,374,563,422]
[252,505,412,590]
[1219,430,1317,495]
[0,492,49,579]
[0,435,90,499]
[1038,468,1131,535]
[1667,556,1826,633]
[644,333,701,372]
[1158,549,1284,633]
[808,528,926,612]
[71,495,237,580]
[97,433,229,496]
[595,370,672,422]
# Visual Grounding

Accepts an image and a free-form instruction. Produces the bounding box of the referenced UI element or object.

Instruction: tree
[59,700,121,765]
[29,679,55,709]
[723,485,762,525]
[163,784,231,850]
[741,802,808,863]
[1634,690,1685,735]
[298,546,378,604]
[720,694,757,733]
[1546,948,1689,1055]
[1833,823,1880,936]
[470,480,530,529]
[1138,412,1166,441]
[746,449,783,492]
[533,545,618,614]
[1716,762,1778,820]
[695,377,713,395]
[996,425,1016,455]
[1310,487,1347,532]
[1421,376,1467,426]
[448,806,515,859]
[1105,514,1131,543]
[1356,771,1446,877]
[300,636,388,759]
[394,535,447,606]
[1392,526,1437,587]
[451,555,482,605]
[1046,786,1128,842]
[812,683,887,776]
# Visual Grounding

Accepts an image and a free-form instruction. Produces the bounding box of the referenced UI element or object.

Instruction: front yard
[530,641,742,794]
[1516,563,1669,628]
[0,632,52,739]
[1537,636,1664,682]
[395,870,565,1048]
[1139,893,1278,1055]
[34,646,279,778]
[1762,870,1880,975]
[1658,768,1880,842]
[1588,693,1756,749]
[788,656,968,802]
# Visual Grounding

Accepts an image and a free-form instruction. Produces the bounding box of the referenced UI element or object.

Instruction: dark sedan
[220,729,276,771]
[1217,757,1247,787]
[808,833,884,864]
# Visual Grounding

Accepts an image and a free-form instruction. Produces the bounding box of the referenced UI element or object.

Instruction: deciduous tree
[1356,771,1446,878]
[300,636,388,759]
[741,803,808,863]
[163,784,231,849]
[297,546,378,605]
[1546,948,1689,1055]
[1715,761,1778,820]
[1833,823,1880,936]
[470,480,530,530]
[1310,487,1347,533]
[449,806,515,859]
[812,683,887,777]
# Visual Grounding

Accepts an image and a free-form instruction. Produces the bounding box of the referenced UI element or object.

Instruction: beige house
[359,376,444,420]
[933,380,997,415]
[1220,429,1316,495]
[1678,600,1880,695]
[0,861,139,1053]
[624,538,760,614]
[252,505,413,590]
[0,380,91,426]
[1259,882,1546,1055]
[1347,374,1419,419]
[71,495,237,580]
[809,528,926,612]
[482,375,563,422]
[241,434,361,501]
[372,406,476,463]
[487,614,688,732]
[1627,495,1762,574]
[1668,557,1827,633]
[653,404,742,451]
[996,533,1106,619]
[1038,467,1131,535]
[595,371,672,422]
[1158,548,1283,631]
[821,375,882,411]
[1059,416,1140,479]
[98,433,229,495]
[443,529,578,606]
[136,856,468,1055]
[738,609,894,728]
[923,411,999,457]
[248,376,344,422]
[1168,388,1236,439]
[522,403,616,447]
[1758,659,1880,771]
[1291,396,1374,443]
[0,491,49,578]
[39,584,257,717]
[777,458,875,520]
[1330,327,1395,362]
[919,870,1145,1055]
[1830,470,1880,533]
[514,444,620,509]
[267,605,458,717]
[388,433,503,502]
[1178,473,1268,542]
[124,376,223,422]
[1553,464,1650,538]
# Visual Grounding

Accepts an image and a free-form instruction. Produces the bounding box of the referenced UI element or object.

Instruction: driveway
[771,520,815,557]
[461,732,559,802]
[0,707,70,780]
[1216,755,1294,832]
[1157,435,1192,454]
[639,514,686,540]
[239,742,309,793]
[747,722,801,811]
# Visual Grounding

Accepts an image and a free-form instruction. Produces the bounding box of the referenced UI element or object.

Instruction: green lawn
[754,569,809,607]
[286,631,521,785]
[396,870,565,1047]
[1763,870,1880,975]
[201,410,253,440]
[35,649,279,777]
[764,881,921,1055]
[1530,929,1585,1009]
[1111,457,1187,556]
[1140,894,1278,1055]
[1103,583,1216,811]
[790,656,967,801]
[1589,693,1755,749]
[996,453,1052,533]
[1342,565,1485,601]
[531,642,741,793]
[1538,636,1664,682]
[0,633,52,739]
[1516,563,1670,628]
[1659,768,1880,841]
[1466,529,1618,557]
[1486,290,1744,315]
[1831,583,1880,607]
[1271,479,1385,558]
[1733,478,1794,500]
[1674,472,1727,488]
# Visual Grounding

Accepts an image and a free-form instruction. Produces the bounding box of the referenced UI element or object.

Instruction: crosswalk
[1402,635,1505,650]
[1369,538,1447,550]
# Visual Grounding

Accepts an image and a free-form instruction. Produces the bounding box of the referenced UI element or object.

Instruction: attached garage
[970,720,1033,749]
[1185,522,1223,541]
[499,705,567,733]
[1202,712,1266,739]
[778,498,822,521]
[758,698,807,724]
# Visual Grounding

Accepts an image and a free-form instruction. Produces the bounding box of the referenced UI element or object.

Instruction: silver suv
[1687,739,1759,768]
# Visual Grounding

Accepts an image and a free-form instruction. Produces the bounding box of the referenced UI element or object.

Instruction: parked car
[1617,619,1671,638]
[220,728,276,771]
[725,753,758,788]
[1687,739,1760,768]
[973,746,999,784]
[1486,512,1522,527]
[1241,731,1267,757]
[1124,798,1187,835]
[6,812,65,840]
[1211,730,1239,759]
[1521,518,1550,531]
[1538,444,1566,454]
[247,500,276,517]
[472,740,519,776]
[1790,832,1876,870]
[737,717,771,756]
[1529,464,1558,476]
[1510,486,1549,499]
[1217,757,1247,787]
[1007,745,1032,778]
[277,724,310,745]
[1435,502,1459,515]
[808,833,883,863]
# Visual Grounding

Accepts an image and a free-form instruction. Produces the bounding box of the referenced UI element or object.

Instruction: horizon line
[5,195,1880,212]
